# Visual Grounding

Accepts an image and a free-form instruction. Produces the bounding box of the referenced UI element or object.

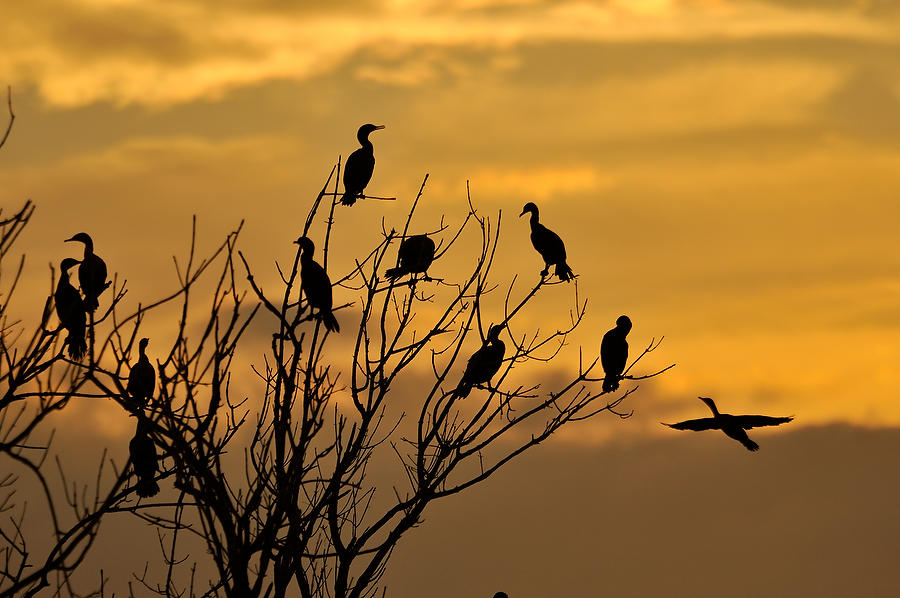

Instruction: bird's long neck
[357,131,374,150]
[528,209,539,227]
[81,240,94,257]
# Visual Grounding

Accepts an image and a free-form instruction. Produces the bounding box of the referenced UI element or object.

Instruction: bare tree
[0,88,256,596]
[1,112,670,596]
[120,165,670,598]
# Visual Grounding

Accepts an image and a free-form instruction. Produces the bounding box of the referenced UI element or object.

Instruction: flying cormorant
[385,234,436,280]
[454,324,505,398]
[601,315,631,393]
[341,123,385,206]
[294,237,340,332]
[65,232,110,311]
[54,258,87,360]
[519,202,574,282]
[127,337,155,409]
[129,418,160,498]
[664,397,793,452]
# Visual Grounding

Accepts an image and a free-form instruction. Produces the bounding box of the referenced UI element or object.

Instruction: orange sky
[3,0,900,596]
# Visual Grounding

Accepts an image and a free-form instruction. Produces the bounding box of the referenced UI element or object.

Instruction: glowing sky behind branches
[3,0,900,595]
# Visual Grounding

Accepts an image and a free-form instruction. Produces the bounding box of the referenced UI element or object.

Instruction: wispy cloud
[2,0,895,107]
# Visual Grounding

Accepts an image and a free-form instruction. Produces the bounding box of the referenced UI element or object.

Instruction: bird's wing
[301,261,333,309]
[735,415,793,429]
[663,417,718,431]
[344,148,375,191]
[600,331,627,376]
[532,225,567,262]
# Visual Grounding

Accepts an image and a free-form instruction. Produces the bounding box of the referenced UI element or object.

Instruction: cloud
[466,166,614,200]
[2,0,896,107]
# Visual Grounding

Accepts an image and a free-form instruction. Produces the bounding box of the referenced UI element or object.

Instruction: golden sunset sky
[3,0,900,596]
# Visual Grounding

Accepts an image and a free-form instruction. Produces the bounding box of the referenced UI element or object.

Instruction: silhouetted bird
[601,315,631,393]
[294,236,340,332]
[65,232,110,311]
[54,258,87,360]
[664,396,793,452]
[127,337,155,409]
[519,202,574,282]
[385,234,436,280]
[341,123,384,206]
[493,593,509,598]
[455,324,505,398]
[129,418,160,498]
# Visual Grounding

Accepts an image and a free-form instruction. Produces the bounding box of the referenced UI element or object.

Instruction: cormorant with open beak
[341,124,385,206]
[294,236,340,333]
[64,232,110,311]
[385,234,436,280]
[601,315,631,393]
[55,258,87,360]
[127,337,155,409]
[519,202,574,282]
[664,397,793,452]
[454,324,505,398]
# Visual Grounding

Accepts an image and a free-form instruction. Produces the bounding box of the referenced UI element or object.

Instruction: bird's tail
[741,437,760,452]
[555,262,575,282]
[384,266,406,280]
[136,478,160,498]
[321,310,340,333]
[67,330,87,360]
[340,191,358,206]
[453,380,472,399]
[602,375,619,393]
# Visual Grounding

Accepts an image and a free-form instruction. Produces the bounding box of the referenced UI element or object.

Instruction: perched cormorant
[129,418,160,498]
[341,123,385,206]
[385,234,436,280]
[664,397,793,452]
[454,324,505,398]
[54,258,87,360]
[294,237,340,332]
[127,337,155,409]
[65,232,110,311]
[601,315,631,393]
[519,202,574,282]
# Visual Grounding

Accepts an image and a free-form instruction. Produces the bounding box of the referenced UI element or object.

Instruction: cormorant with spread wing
[454,324,505,398]
[664,396,793,452]
[65,232,110,311]
[385,234,436,280]
[54,258,87,360]
[294,236,339,332]
[519,202,574,282]
[341,124,384,206]
[601,315,631,393]
[127,337,155,409]
[129,418,160,498]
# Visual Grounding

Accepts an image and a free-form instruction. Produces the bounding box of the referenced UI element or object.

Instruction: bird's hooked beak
[374,125,385,130]
[64,235,76,242]
[518,209,527,217]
